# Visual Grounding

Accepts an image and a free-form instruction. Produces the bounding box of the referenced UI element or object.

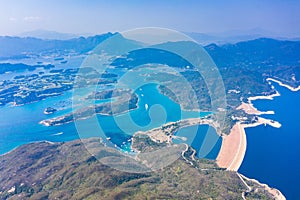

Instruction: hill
[0,138,280,200]
[205,38,300,88]
[0,33,114,60]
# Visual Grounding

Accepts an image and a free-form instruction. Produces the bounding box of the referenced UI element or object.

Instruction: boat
[53,132,63,136]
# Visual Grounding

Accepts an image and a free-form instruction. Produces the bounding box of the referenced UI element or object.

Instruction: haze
[0,0,300,37]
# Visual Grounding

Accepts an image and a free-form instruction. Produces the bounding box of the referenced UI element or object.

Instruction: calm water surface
[239,82,300,199]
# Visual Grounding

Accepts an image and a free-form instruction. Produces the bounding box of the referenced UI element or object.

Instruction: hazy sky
[0,0,300,37]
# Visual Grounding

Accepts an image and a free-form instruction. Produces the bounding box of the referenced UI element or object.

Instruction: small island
[43,107,57,115]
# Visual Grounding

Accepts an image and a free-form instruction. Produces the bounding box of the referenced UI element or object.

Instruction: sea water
[239,82,300,199]
[0,83,217,159]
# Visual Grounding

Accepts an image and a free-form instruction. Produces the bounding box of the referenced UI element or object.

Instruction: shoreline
[267,77,300,92]
[216,114,282,172]
[0,140,56,157]
[239,173,286,200]
[217,87,283,171]
[216,78,300,198]
[248,89,281,102]
[237,102,274,115]
[134,117,218,144]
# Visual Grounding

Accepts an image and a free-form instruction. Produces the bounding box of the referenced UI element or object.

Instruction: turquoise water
[173,124,222,159]
[0,83,215,158]
[239,82,300,199]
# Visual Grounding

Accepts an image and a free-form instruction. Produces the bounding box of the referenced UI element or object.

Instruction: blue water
[0,55,85,81]
[239,82,300,199]
[0,83,214,157]
[174,124,222,159]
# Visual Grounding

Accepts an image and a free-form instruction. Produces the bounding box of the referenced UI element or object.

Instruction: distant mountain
[18,29,79,40]
[1,33,299,88]
[186,32,268,45]
[204,38,300,91]
[185,29,267,45]
[0,33,116,59]
[186,28,299,45]
[217,28,275,37]
[0,32,148,60]
[205,38,300,70]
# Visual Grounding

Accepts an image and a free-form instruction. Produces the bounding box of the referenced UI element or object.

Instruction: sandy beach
[237,102,274,115]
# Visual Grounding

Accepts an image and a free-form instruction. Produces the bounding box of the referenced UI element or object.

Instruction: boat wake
[52,132,64,136]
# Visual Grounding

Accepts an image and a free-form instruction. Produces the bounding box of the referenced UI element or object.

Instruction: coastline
[3,76,297,199]
[39,102,139,127]
[134,117,218,144]
[217,108,281,171]
[217,83,283,171]
[247,89,280,101]
[0,140,56,156]
[267,77,300,92]
[237,102,274,115]
[239,173,286,200]
[216,77,300,199]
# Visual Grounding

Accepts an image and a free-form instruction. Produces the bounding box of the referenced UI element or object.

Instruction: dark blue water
[239,82,300,199]
[173,124,222,159]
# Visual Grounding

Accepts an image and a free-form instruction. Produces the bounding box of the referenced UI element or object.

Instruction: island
[0,66,118,106]
[43,107,57,115]
[1,36,299,199]
[40,91,138,126]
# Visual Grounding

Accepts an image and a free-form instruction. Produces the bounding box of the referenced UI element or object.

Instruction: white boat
[53,132,63,136]
[145,104,149,110]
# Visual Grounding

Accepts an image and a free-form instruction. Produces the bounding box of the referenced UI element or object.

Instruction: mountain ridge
[0,138,280,200]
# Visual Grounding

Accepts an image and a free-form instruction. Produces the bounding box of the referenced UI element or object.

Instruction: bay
[0,83,215,159]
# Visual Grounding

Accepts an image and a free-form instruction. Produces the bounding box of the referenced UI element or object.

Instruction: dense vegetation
[0,36,296,199]
[0,138,276,200]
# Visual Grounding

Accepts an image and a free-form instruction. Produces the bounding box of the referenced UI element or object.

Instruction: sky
[0,0,300,37]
